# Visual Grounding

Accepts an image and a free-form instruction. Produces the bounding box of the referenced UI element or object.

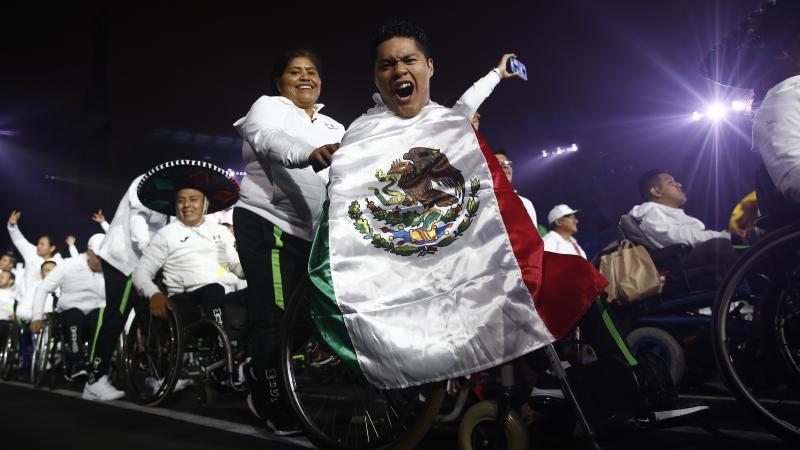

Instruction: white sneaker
[144,377,192,393]
[82,375,125,401]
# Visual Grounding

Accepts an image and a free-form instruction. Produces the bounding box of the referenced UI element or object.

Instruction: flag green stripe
[272,227,285,310]
[308,200,364,380]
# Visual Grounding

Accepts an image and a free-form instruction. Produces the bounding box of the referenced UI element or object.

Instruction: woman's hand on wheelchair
[30,320,41,333]
[149,292,170,319]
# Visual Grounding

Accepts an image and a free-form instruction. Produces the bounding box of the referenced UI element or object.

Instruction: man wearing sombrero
[132,160,244,339]
[701,0,800,226]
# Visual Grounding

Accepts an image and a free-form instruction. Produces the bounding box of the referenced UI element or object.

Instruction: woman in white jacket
[232,48,344,434]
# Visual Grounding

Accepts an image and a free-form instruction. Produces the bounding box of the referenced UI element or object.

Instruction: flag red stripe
[475,131,606,339]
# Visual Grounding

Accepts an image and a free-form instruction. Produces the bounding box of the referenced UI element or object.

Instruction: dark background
[0,0,763,257]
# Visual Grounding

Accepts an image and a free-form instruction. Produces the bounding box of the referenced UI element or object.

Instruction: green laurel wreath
[348,177,480,257]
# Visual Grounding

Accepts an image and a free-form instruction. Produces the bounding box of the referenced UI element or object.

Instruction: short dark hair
[372,20,431,60]
[271,48,322,96]
[38,235,58,257]
[637,169,668,201]
[494,148,508,157]
[40,260,57,271]
[1,251,16,264]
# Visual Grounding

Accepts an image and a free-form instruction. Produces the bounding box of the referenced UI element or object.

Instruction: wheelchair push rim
[280,276,444,450]
[124,305,183,406]
[712,222,800,445]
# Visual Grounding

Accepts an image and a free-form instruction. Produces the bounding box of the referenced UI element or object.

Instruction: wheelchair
[123,293,248,407]
[29,310,114,389]
[280,276,445,450]
[281,276,701,450]
[712,221,800,445]
[610,214,738,387]
[0,319,22,380]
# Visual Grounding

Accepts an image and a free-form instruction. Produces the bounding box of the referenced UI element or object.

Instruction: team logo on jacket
[348,147,480,257]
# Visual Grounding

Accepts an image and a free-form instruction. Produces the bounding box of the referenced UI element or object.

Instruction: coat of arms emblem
[348,147,480,256]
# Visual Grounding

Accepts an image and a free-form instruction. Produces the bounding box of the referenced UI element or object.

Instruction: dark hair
[637,169,668,201]
[494,148,508,157]
[38,235,58,257]
[270,49,322,96]
[372,20,431,60]
[1,251,16,264]
[40,260,57,271]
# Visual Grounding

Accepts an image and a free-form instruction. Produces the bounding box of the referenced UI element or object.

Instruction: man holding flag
[308,20,607,390]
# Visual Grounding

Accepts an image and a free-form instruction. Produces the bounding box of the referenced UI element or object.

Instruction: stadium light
[541,143,578,158]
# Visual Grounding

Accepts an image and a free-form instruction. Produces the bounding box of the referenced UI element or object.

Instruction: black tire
[31,317,54,388]
[281,276,444,450]
[124,305,183,406]
[712,222,800,445]
[458,400,529,450]
[0,322,19,380]
[626,326,686,386]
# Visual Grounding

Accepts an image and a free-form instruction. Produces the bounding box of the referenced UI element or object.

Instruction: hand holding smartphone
[508,57,528,81]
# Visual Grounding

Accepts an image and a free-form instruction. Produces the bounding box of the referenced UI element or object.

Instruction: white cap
[547,204,580,226]
[87,233,105,253]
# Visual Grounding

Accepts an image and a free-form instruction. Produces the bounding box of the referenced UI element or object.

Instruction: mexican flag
[309,101,606,389]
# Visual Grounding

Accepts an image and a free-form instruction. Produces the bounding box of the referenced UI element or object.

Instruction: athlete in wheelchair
[693,0,800,444]
[0,269,22,380]
[275,21,710,450]
[128,160,247,406]
[29,233,106,386]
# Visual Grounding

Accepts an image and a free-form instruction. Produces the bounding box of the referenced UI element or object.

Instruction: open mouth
[297,84,314,91]
[394,82,414,100]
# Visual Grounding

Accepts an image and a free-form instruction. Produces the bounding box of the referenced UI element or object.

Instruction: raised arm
[66,235,79,258]
[6,211,37,263]
[92,209,111,232]
[452,53,519,121]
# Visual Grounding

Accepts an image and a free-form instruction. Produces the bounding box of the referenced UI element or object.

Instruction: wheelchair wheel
[712,222,800,445]
[0,322,20,380]
[458,400,529,450]
[124,304,183,406]
[626,326,686,386]
[31,317,55,388]
[281,276,445,450]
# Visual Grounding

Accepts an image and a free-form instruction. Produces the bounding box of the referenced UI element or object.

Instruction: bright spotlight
[541,150,548,158]
[706,103,727,121]
[731,100,747,112]
[691,111,704,121]
[570,143,578,152]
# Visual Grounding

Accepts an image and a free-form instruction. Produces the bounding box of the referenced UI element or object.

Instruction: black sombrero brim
[137,160,240,216]
[700,0,800,88]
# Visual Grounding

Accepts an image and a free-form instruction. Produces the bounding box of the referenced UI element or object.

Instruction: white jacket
[0,287,15,321]
[15,279,54,322]
[97,175,169,276]
[233,95,345,241]
[628,202,730,248]
[32,255,105,321]
[452,69,501,121]
[6,224,63,300]
[542,231,587,259]
[753,74,800,202]
[133,219,244,299]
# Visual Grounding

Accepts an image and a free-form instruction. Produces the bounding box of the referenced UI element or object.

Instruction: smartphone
[508,57,528,81]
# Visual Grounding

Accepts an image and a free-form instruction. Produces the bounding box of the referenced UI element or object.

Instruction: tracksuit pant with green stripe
[233,207,310,416]
[59,307,100,374]
[88,258,140,382]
